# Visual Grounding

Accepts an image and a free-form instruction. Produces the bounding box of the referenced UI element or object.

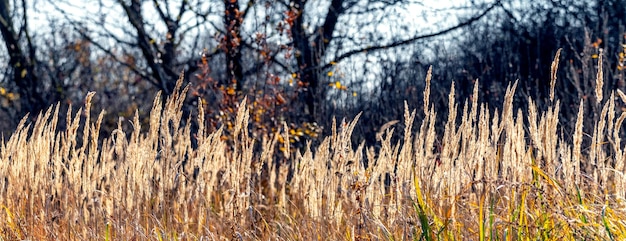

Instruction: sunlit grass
[1,50,626,240]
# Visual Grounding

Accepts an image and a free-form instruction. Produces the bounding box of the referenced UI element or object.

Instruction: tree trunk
[0,0,44,115]
[291,0,343,120]
[224,0,244,91]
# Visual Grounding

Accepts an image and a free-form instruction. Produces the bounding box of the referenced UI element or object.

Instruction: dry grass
[2,53,626,240]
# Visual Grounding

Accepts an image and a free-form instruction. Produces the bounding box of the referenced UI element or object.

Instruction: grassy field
[2,52,626,240]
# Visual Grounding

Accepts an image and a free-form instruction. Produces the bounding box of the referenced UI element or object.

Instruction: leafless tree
[0,0,44,115]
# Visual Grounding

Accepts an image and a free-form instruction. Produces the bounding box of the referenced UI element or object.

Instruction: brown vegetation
[2,51,626,240]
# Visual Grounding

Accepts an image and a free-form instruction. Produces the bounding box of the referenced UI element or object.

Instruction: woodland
[0,0,620,144]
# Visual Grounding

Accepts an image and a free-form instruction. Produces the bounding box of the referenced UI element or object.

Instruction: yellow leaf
[592,54,599,59]
[21,69,27,78]
[335,81,341,88]
[0,88,5,96]
[330,61,337,65]
[291,73,297,78]
[327,71,333,77]
[227,87,235,95]
[352,92,357,96]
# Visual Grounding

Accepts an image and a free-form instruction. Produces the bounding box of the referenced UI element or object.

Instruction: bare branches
[322,0,501,70]
[0,0,44,114]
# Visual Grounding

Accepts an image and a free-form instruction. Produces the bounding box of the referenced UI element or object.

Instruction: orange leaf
[276,93,286,105]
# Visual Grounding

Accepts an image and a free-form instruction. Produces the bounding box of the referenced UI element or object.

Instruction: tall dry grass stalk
[1,52,626,240]
[550,48,562,102]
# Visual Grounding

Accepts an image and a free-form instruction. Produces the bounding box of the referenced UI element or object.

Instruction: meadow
[1,50,626,240]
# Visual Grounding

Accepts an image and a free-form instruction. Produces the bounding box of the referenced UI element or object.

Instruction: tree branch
[314,0,344,53]
[73,28,159,88]
[322,0,501,70]
[152,0,171,25]
[118,0,171,92]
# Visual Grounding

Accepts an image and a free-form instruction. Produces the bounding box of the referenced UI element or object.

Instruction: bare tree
[0,0,503,140]
[49,0,217,95]
[275,0,501,121]
[223,0,244,91]
[0,0,44,115]
[0,1,94,123]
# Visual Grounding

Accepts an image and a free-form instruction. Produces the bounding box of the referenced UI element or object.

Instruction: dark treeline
[0,0,624,149]
[343,0,626,147]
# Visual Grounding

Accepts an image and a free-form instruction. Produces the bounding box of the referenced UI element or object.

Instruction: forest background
[0,0,624,147]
